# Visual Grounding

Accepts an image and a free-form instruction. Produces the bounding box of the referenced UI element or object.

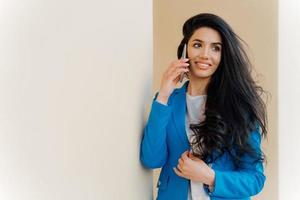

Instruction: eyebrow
[192,39,222,46]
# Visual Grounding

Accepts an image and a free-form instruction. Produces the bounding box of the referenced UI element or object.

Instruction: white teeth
[197,63,209,67]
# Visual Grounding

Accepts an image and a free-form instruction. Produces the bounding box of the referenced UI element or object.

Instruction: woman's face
[187,27,222,80]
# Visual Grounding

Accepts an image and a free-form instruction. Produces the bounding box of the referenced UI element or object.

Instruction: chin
[194,75,211,79]
[194,71,214,79]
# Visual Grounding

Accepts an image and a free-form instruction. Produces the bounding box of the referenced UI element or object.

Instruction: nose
[199,46,209,59]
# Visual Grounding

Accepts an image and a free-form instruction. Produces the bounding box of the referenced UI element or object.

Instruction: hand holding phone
[157,44,189,104]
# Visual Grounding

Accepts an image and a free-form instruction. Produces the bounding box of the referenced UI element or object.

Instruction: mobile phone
[179,43,188,82]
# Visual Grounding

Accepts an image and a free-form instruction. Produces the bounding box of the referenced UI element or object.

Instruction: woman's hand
[156,59,189,104]
[173,151,215,187]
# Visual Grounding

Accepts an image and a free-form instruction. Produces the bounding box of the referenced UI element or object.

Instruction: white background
[278,0,300,199]
[0,0,153,199]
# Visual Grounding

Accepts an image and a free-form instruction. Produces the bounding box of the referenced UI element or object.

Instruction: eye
[193,43,202,48]
[212,45,221,52]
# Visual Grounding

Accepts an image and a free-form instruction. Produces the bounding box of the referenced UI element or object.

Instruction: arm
[206,128,266,198]
[140,92,173,169]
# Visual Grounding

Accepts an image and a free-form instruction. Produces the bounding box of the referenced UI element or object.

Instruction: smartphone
[179,43,188,82]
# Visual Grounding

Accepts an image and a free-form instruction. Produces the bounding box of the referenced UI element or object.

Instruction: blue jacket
[140,81,266,200]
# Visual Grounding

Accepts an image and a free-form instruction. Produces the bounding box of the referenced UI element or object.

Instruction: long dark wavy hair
[177,13,268,168]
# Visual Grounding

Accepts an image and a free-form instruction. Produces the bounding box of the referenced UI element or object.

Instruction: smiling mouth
[195,62,211,69]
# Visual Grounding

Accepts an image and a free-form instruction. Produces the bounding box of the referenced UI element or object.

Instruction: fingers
[173,167,185,178]
[178,157,184,165]
[164,66,189,82]
[177,163,183,173]
[174,151,193,179]
[188,151,195,158]
[161,58,190,86]
[181,151,190,160]
[170,70,189,82]
[177,158,184,172]
[189,154,197,161]
[172,59,190,72]
[176,151,189,174]
[174,58,190,67]
[171,58,189,67]
[167,59,189,76]
[168,65,189,79]
[188,151,202,161]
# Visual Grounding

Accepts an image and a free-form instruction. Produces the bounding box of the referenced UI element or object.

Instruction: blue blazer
[140,81,266,200]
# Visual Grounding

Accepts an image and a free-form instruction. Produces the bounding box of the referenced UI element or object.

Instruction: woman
[140,13,267,200]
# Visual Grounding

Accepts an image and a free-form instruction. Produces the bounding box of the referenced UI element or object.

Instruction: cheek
[187,49,196,59]
[212,53,222,66]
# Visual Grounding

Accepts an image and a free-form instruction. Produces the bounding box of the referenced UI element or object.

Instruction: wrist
[156,92,170,105]
[158,91,170,98]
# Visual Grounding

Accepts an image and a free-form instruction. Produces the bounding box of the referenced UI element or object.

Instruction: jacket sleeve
[206,127,266,198]
[140,92,173,169]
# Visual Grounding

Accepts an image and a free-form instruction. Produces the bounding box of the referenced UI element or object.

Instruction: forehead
[189,27,222,43]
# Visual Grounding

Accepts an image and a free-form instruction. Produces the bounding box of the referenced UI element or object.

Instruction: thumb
[188,151,197,160]
[188,151,194,158]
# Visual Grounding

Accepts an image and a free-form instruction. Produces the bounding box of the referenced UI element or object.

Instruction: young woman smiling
[140,13,267,200]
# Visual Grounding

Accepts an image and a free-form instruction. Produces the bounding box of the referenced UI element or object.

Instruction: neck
[187,77,210,96]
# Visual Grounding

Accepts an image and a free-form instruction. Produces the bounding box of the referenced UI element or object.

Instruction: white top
[185,93,210,200]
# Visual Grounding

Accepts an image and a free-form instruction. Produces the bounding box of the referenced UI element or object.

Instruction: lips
[195,61,212,69]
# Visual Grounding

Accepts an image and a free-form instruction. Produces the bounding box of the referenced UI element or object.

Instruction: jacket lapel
[172,81,190,149]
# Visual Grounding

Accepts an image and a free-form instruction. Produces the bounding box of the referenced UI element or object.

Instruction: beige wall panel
[154,1,277,199]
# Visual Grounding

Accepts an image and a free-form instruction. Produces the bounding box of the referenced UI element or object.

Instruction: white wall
[0,0,152,199]
[278,0,300,199]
